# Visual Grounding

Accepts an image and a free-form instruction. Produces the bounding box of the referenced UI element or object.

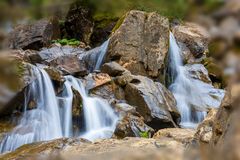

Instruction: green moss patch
[52,39,81,46]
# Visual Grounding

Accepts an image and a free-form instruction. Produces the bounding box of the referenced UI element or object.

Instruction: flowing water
[0,67,118,153]
[79,39,110,72]
[0,68,63,153]
[63,76,118,141]
[94,39,110,71]
[168,32,224,128]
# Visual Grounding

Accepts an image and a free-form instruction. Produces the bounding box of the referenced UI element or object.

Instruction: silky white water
[94,39,110,71]
[0,67,63,153]
[0,67,118,153]
[63,76,118,141]
[168,32,224,128]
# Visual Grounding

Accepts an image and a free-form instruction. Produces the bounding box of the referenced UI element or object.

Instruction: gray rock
[185,64,212,84]
[7,19,60,50]
[124,75,180,129]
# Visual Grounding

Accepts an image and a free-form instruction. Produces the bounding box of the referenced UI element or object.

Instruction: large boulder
[172,22,210,61]
[106,10,169,79]
[124,75,180,129]
[7,18,60,50]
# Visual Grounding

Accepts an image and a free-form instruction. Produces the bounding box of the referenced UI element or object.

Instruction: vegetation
[0,0,224,25]
[52,39,81,46]
[139,131,149,138]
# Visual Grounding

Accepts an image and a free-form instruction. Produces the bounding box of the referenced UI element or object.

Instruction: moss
[111,13,127,33]
[139,131,149,138]
[94,16,118,29]
[52,39,81,46]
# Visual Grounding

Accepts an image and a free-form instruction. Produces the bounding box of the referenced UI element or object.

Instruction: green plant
[52,39,81,46]
[139,131,149,138]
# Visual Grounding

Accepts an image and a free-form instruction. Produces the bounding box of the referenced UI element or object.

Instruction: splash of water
[168,32,224,128]
[0,67,63,153]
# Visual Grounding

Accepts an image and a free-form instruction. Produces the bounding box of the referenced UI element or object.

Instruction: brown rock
[50,54,87,76]
[7,18,60,50]
[72,88,83,134]
[106,10,169,78]
[115,71,133,87]
[194,109,217,144]
[172,22,209,58]
[44,66,64,83]
[83,73,112,92]
[101,61,127,77]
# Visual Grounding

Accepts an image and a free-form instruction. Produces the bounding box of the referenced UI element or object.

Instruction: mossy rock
[111,13,127,34]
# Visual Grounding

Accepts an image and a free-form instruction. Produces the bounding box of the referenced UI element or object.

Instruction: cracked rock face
[106,10,169,79]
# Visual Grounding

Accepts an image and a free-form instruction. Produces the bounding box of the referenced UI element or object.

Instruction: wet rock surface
[185,64,212,84]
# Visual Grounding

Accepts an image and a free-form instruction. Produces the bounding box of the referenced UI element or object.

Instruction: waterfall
[168,32,224,128]
[0,67,63,153]
[63,76,118,141]
[0,67,117,153]
[79,39,110,72]
[94,39,110,71]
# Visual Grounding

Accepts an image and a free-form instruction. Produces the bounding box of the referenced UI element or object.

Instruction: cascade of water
[63,76,118,141]
[0,70,118,153]
[57,80,74,137]
[94,39,110,71]
[79,39,110,72]
[0,67,63,153]
[168,32,224,128]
